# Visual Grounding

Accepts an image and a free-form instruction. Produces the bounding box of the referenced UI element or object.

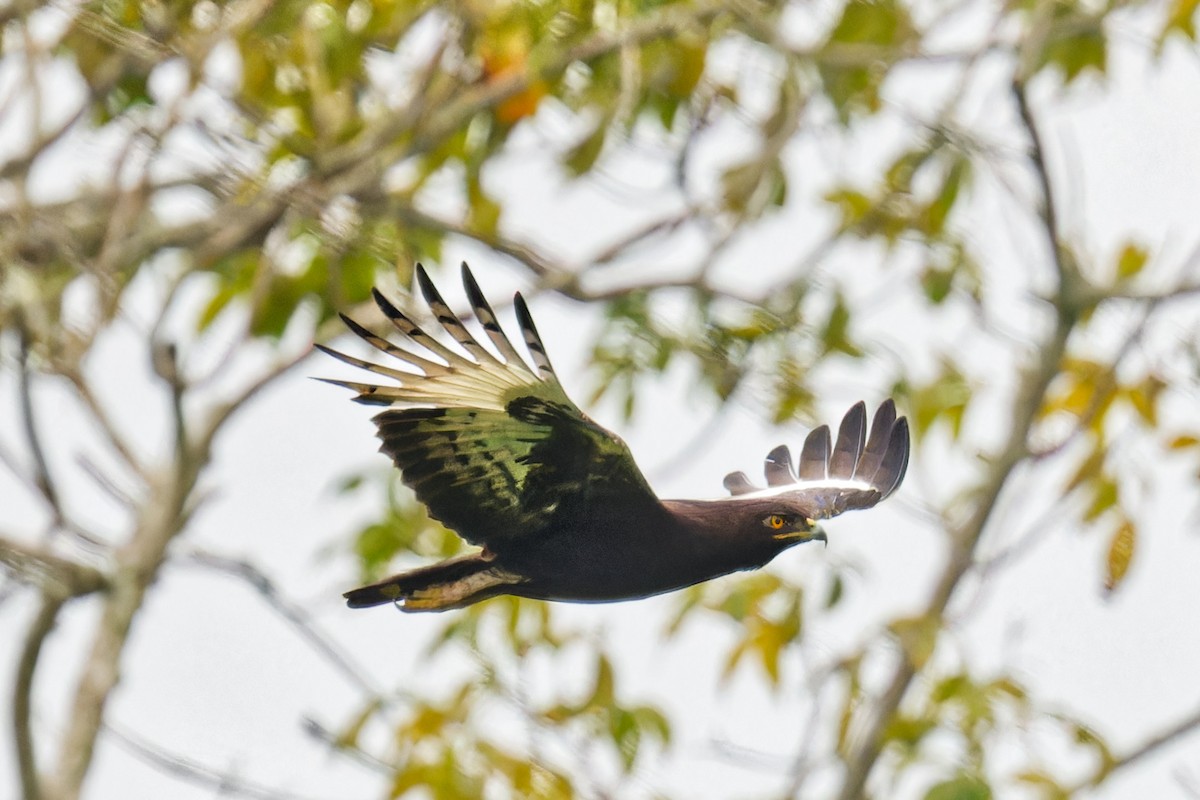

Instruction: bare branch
[835,77,1082,800]
[14,591,67,800]
[62,371,147,484]
[0,536,107,598]
[47,338,313,800]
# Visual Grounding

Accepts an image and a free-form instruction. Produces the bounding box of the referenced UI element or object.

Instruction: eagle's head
[757,509,828,546]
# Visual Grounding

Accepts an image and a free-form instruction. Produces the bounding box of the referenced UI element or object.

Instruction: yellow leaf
[889,615,939,668]
[1104,519,1136,594]
[1115,242,1149,280]
[1065,445,1104,495]
[1083,476,1119,522]
[1168,434,1200,450]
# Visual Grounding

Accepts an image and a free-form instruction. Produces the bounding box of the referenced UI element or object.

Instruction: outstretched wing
[722,400,909,519]
[318,264,659,549]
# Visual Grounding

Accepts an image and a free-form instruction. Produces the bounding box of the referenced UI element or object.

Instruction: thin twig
[182,550,383,698]
[16,320,60,520]
[1069,701,1200,793]
[105,722,336,800]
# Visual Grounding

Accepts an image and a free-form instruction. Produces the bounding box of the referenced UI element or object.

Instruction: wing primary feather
[338,312,452,377]
[856,399,897,480]
[513,292,557,379]
[416,264,494,364]
[871,417,910,498]
[312,377,405,405]
[797,425,831,481]
[829,401,867,479]
[371,286,473,370]
[764,445,796,487]
[313,343,414,382]
[460,262,529,368]
[723,471,757,496]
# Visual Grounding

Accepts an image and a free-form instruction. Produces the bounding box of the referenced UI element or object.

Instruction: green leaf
[820,291,864,358]
[825,187,874,230]
[467,183,502,238]
[825,573,845,608]
[563,121,608,176]
[885,714,937,747]
[1015,770,1069,800]
[908,358,971,438]
[818,0,916,122]
[924,775,991,800]
[923,155,970,236]
[921,266,954,304]
[1038,7,1107,83]
[1082,475,1118,522]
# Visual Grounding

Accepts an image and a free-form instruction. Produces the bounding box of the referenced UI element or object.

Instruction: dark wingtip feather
[873,416,910,498]
[797,425,832,481]
[415,262,440,306]
[764,445,795,487]
[460,262,526,366]
[829,401,867,479]
[371,287,404,321]
[724,471,757,496]
[856,400,898,480]
[312,377,396,405]
[338,312,378,343]
[513,291,557,378]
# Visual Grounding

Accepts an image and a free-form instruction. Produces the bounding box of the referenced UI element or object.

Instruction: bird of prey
[318,264,909,612]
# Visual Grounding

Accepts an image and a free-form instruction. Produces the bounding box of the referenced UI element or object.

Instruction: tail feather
[343,553,521,612]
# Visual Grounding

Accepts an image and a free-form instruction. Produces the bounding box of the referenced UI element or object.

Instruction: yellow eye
[764,514,787,530]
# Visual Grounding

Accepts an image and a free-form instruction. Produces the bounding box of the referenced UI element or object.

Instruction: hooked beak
[774,521,827,547]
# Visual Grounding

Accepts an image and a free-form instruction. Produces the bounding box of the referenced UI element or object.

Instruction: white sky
[2,6,1200,800]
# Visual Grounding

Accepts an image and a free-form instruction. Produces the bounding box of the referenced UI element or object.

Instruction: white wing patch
[710,477,876,502]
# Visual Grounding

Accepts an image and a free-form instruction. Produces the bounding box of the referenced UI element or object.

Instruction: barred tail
[343,553,520,612]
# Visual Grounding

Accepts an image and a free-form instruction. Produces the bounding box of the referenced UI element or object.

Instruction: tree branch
[0,536,107,598]
[16,320,60,520]
[14,591,66,800]
[45,336,313,800]
[834,75,1081,800]
[1070,701,1200,793]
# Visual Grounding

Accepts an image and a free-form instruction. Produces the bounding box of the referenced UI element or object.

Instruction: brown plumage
[319,264,909,612]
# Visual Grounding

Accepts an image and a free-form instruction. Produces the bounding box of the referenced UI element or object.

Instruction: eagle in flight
[319,264,909,612]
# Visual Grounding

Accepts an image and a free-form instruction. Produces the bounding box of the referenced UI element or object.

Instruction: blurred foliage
[4,0,1200,798]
